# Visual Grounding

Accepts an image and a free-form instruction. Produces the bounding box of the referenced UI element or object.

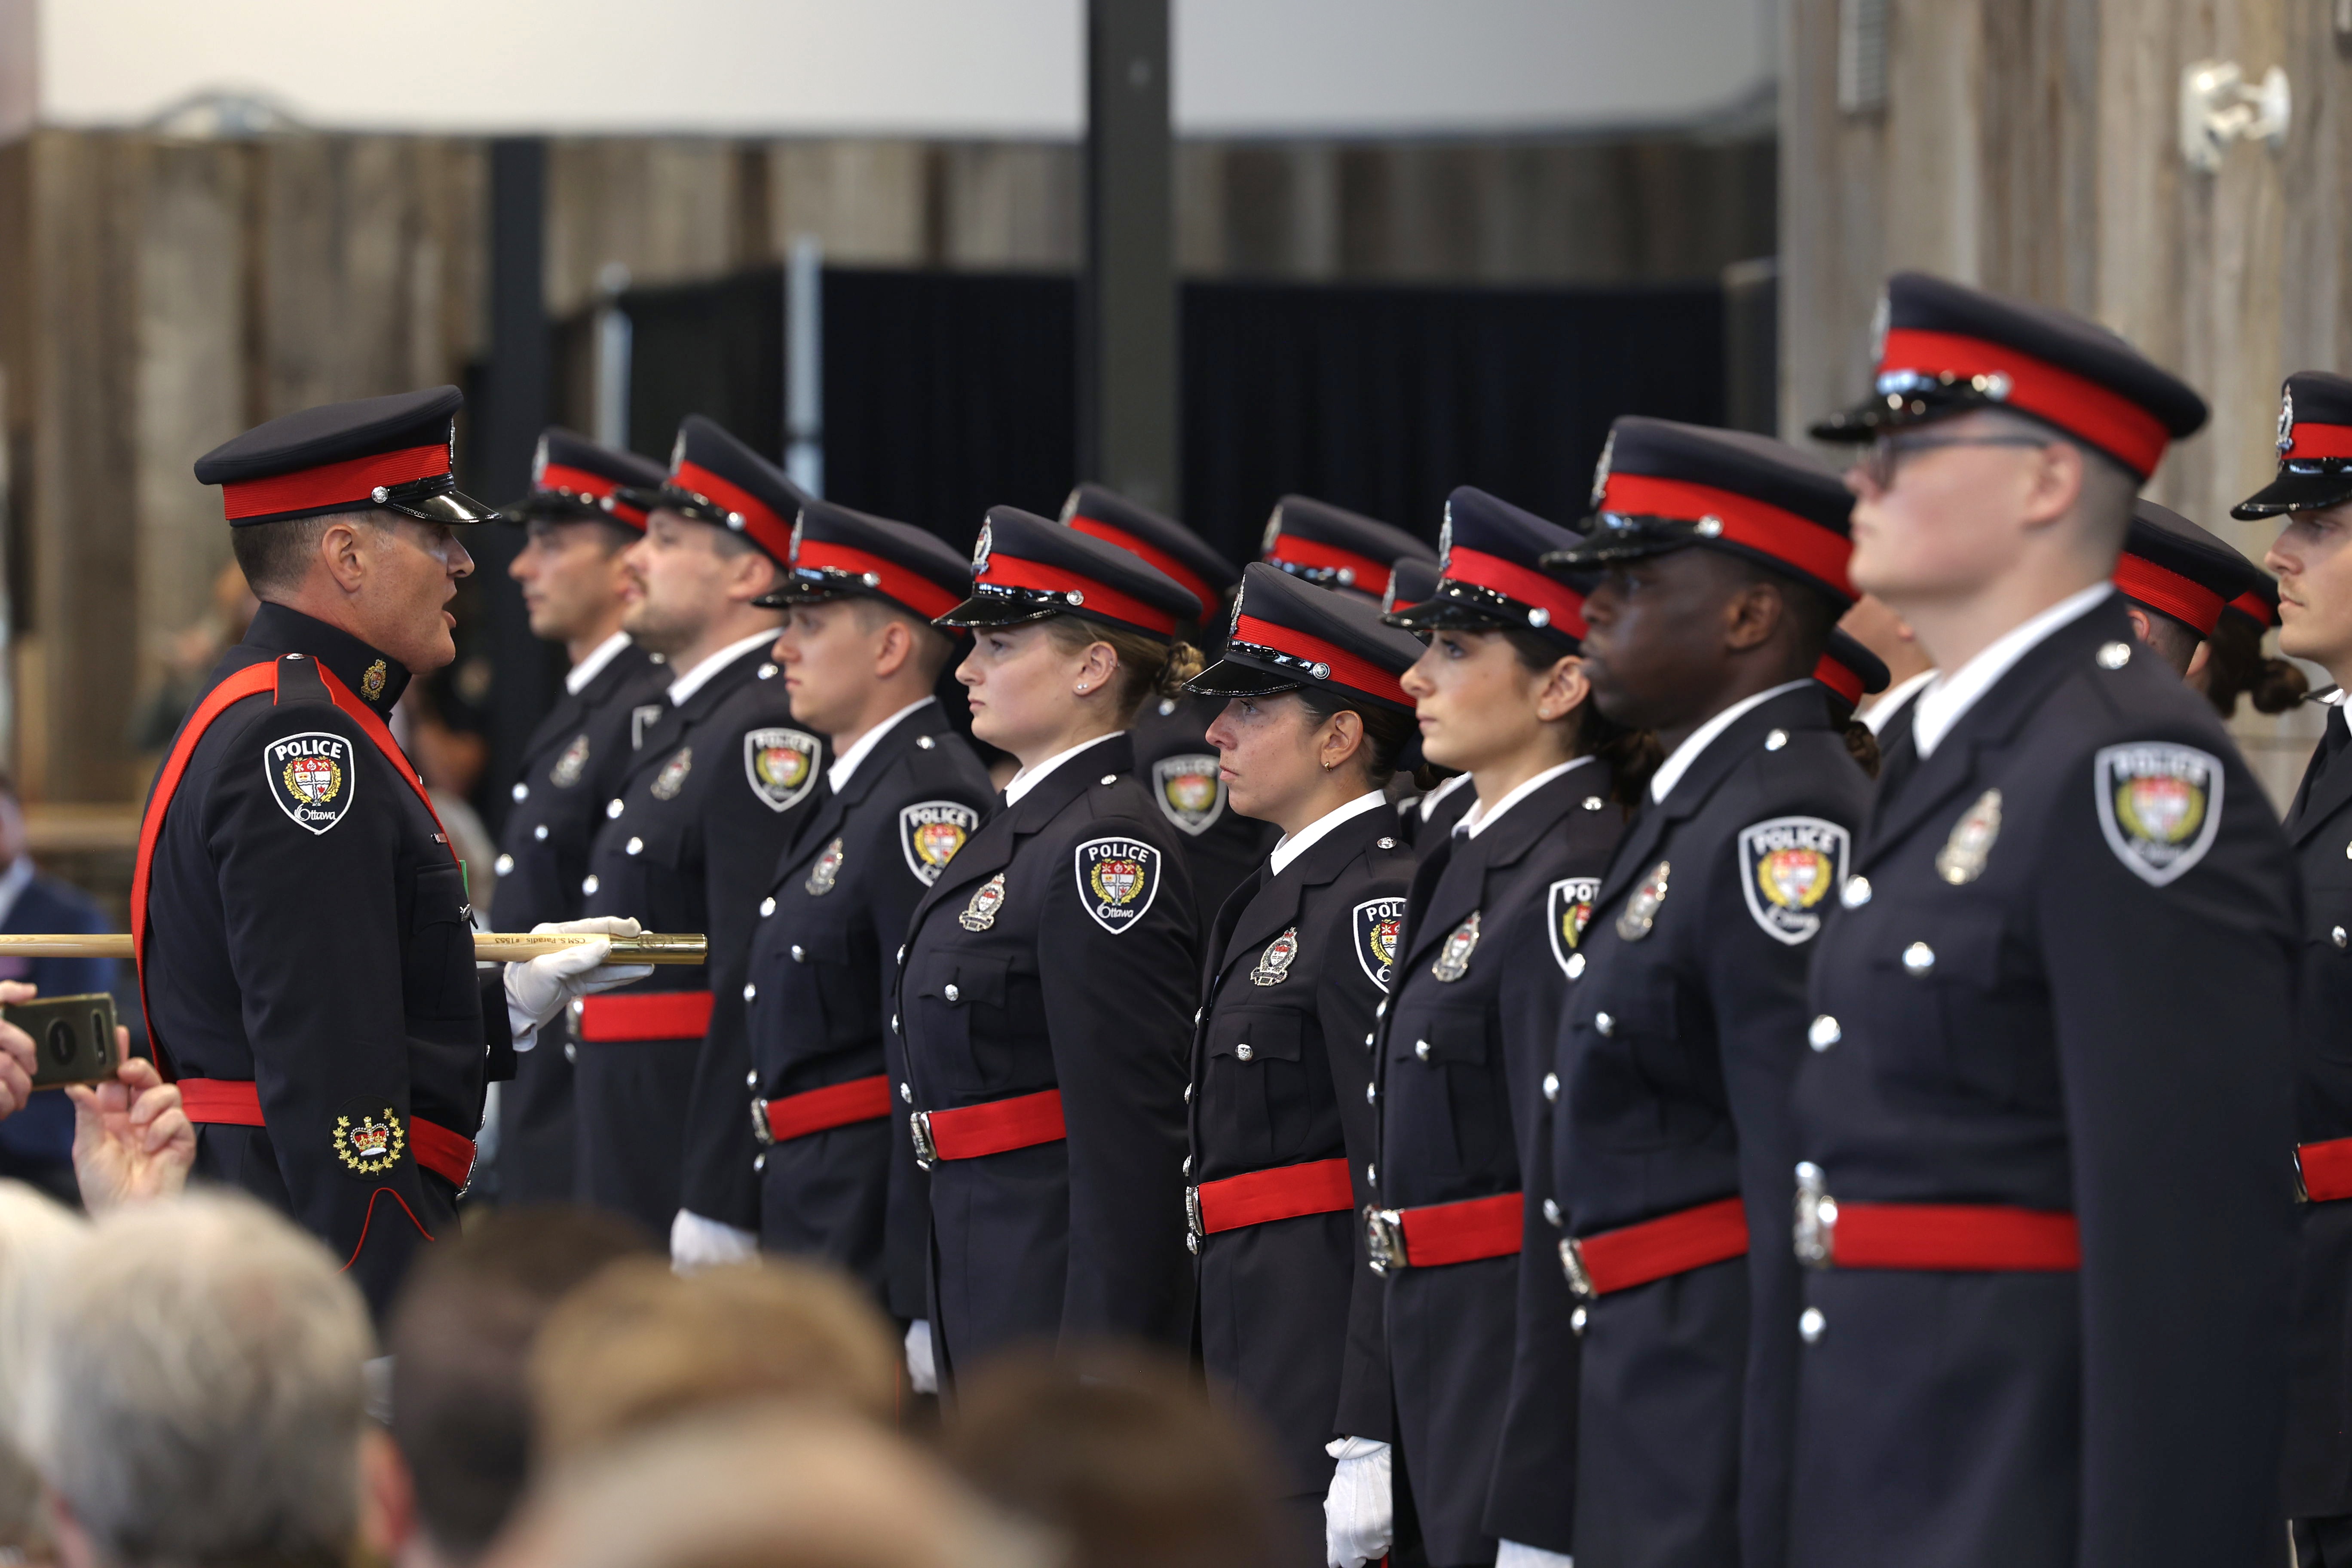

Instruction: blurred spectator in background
[129,561,260,754]
[942,1344,1286,1568]
[372,1207,653,1568]
[530,1256,899,1466]
[0,1183,88,1565]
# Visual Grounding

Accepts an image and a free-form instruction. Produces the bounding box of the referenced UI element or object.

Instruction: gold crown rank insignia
[333,1100,406,1179]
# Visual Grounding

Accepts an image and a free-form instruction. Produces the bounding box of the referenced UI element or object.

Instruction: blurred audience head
[494,1403,1043,1568]
[383,1206,653,1568]
[940,1343,1282,1568]
[18,1193,371,1568]
[530,1256,897,1464]
[0,1183,86,1561]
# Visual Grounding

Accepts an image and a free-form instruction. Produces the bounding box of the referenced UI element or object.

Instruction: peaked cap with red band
[1814,627,1890,714]
[1545,416,1858,606]
[1385,486,1589,648]
[505,427,667,530]
[194,386,498,528]
[657,414,806,567]
[2223,576,2280,631]
[1191,562,1426,713]
[1810,272,2208,481]
[2115,498,2263,640]
[1261,495,1435,603]
[753,495,972,625]
[1382,555,1441,619]
[1061,482,1237,616]
[2234,372,2352,518]
[938,505,1200,642]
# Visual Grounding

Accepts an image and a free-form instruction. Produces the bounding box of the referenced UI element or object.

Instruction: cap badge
[1617,861,1671,942]
[1261,510,1283,555]
[1935,789,2003,885]
[267,732,355,836]
[1547,878,1601,976]
[959,873,1008,931]
[1077,837,1163,934]
[788,516,805,564]
[744,729,821,813]
[652,745,693,800]
[333,1100,406,1178]
[1589,429,1615,511]
[1250,927,1301,986]
[2280,386,2297,455]
[1738,817,1849,946]
[2095,742,2223,886]
[531,436,549,484]
[973,523,993,576]
[1436,507,1454,573]
[900,801,980,886]
[1354,897,1406,990]
[805,837,845,896]
[551,733,591,789]
[1431,911,1481,982]
[1869,289,1891,364]
[361,659,388,700]
[1152,755,1227,837]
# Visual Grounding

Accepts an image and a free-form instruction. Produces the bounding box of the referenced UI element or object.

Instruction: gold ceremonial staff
[0,932,709,965]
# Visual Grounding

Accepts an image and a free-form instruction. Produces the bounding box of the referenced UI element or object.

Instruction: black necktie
[2290,704,2352,829]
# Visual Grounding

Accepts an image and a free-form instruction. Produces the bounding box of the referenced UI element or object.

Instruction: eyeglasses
[1857,432,2053,490]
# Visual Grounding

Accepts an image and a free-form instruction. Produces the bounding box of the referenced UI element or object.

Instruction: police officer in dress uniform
[1182,564,1424,1556]
[153,389,644,1313]
[729,498,992,1349]
[1536,417,1875,1568]
[1338,488,1632,1568]
[573,416,826,1249]
[2110,498,2267,681]
[1384,557,1475,845]
[1791,273,2298,1568]
[1815,630,1891,735]
[1061,483,1278,927]
[492,429,671,1203]
[2238,371,2352,1568]
[895,508,1200,1377]
[1261,496,1438,606]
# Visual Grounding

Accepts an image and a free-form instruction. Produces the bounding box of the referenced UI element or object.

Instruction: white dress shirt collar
[666,631,777,706]
[1003,731,1124,806]
[1859,666,1938,735]
[1648,679,1814,804]
[1911,583,2113,760]
[565,631,635,696]
[826,698,937,793]
[1458,755,1595,838]
[1269,791,1388,877]
[1416,769,1473,823]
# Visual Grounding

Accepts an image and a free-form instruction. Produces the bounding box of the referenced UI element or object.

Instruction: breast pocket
[402,860,476,1023]
[1867,906,2053,1110]
[1573,974,1712,1150]
[913,949,1016,1089]
[1389,1002,1501,1179]
[1207,1007,1308,1169]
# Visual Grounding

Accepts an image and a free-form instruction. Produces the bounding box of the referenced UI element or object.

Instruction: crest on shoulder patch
[901,800,980,886]
[745,729,821,813]
[266,732,355,835]
[1738,817,1848,945]
[1075,837,1162,934]
[1546,877,1602,974]
[1152,755,1226,837]
[1354,896,1407,990]
[333,1098,405,1179]
[550,733,591,789]
[2095,742,2223,886]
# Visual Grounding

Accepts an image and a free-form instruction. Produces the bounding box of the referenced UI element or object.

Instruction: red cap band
[2113,551,2226,638]
[537,462,646,529]
[674,459,792,560]
[1879,328,2173,478]
[1066,514,1215,612]
[2285,422,2352,462]
[220,442,450,522]
[2229,588,2275,627]
[977,552,1177,636]
[1440,546,1588,637]
[1230,613,1411,706]
[793,537,962,620]
[1266,534,1396,597]
[1602,472,1856,600]
[1813,653,1866,707]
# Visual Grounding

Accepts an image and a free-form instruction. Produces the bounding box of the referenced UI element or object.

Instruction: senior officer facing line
[1792,273,2298,1568]
[152,389,644,1312]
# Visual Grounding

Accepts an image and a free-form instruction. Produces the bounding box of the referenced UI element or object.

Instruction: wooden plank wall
[1782,0,2343,805]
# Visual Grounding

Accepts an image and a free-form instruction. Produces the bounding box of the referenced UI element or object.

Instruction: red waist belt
[2297,1137,2352,1204]
[1560,1195,1749,1299]
[1365,1191,1522,1273]
[1186,1157,1355,1253]
[909,1088,1066,1170]
[577,990,713,1042]
[1797,1185,2080,1271]
[178,1078,477,1189]
[754,1074,893,1146]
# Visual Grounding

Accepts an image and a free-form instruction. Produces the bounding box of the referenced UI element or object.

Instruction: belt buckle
[2295,1145,2312,1205]
[909,1110,937,1171]
[1793,1161,1836,1269]
[1559,1236,1595,1299]
[1185,1187,1203,1254]
[749,1097,774,1148]
[1365,1206,1407,1274]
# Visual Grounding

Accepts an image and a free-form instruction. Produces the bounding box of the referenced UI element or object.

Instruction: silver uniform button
[1377,836,1396,849]
[2096,640,2132,669]
[897,945,908,963]
[742,983,756,1001]
[746,1070,759,1089]
[1596,1012,1615,1037]
[1366,1163,1376,1187]
[1571,1305,1588,1335]
[758,662,778,679]
[1182,1156,1191,1176]
[2337,927,2349,950]
[1364,1032,1375,1047]
[1414,1039,1431,1061]
[790,945,805,962]
[1375,999,1388,1019]
[944,983,961,1002]
[582,875,600,895]
[1365,1080,1376,1104]
[891,1014,899,1032]
[1799,1306,1826,1344]
[1236,1043,1254,1061]
[1542,1071,1559,1102]
[1902,942,1936,975]
[533,824,550,841]
[1542,1197,1561,1226]
[1184,1082,1193,1103]
[1566,952,1586,980]
[917,735,935,750]
[761,897,776,916]
[1764,728,1789,751]
[1809,1015,1841,1050]
[626,837,643,855]
[607,799,625,818]
[1583,795,1605,811]
[1842,876,1871,908]
[753,1153,766,1173]
[1099,774,1118,785]
[900,1082,913,1103]
[564,1040,577,1063]
[512,782,529,803]
[495,854,514,876]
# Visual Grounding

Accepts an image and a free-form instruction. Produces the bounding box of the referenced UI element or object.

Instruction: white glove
[504,918,653,1045]
[1323,1436,1391,1568]
[1496,1541,1574,1568]
[669,1209,759,1271]
[905,1319,939,1394]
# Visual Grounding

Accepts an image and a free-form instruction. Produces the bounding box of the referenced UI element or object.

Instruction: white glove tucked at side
[1323,1436,1392,1568]
[905,1319,939,1394]
[503,917,654,1046]
[1495,1540,1574,1568]
[669,1209,759,1271]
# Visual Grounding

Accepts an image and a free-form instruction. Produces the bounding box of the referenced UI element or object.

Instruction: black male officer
[2110,498,2266,680]
[1062,483,1277,926]
[726,498,992,1324]
[575,417,825,1248]
[1795,274,2297,1568]
[1539,417,1874,1568]
[1261,494,1437,605]
[148,389,641,1314]
[492,429,671,1202]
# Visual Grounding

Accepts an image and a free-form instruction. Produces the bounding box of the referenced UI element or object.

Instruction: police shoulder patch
[1354,896,1408,991]
[1074,836,1162,934]
[744,728,821,813]
[901,800,980,886]
[2095,741,2223,886]
[1546,877,1602,974]
[332,1096,405,1179]
[1737,816,1848,945]
[266,731,357,835]
[1152,755,1227,836]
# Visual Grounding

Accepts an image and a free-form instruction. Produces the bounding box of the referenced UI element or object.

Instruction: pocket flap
[1212,1008,1304,1062]
[1390,1004,1488,1065]
[917,952,1010,1007]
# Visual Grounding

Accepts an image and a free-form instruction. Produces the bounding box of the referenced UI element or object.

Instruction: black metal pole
[1079,0,1177,514]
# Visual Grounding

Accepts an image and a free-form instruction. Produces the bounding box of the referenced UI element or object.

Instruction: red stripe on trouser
[178,1077,475,1188]
[1574,1195,1750,1295]
[578,990,714,1041]
[925,1088,1066,1160]
[1396,1191,1523,1267]
[1830,1202,2081,1270]
[1195,1157,1355,1234]
[2300,1136,2352,1203]
[765,1074,893,1142]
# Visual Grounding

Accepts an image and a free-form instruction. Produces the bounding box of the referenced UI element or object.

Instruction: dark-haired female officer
[894,507,1203,1378]
[1183,563,1425,1553]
